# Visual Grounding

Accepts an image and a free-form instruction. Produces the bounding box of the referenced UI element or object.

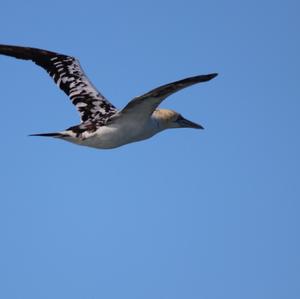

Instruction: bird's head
[153,109,204,130]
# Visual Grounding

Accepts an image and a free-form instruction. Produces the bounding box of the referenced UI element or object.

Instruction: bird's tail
[29,132,67,138]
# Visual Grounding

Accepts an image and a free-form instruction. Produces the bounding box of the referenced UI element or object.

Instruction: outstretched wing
[120,73,218,121]
[0,44,117,123]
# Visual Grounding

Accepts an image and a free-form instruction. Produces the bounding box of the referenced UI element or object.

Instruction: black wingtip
[207,73,218,80]
[190,73,218,84]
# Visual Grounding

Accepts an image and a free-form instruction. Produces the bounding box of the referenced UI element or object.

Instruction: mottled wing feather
[120,74,218,120]
[0,44,117,124]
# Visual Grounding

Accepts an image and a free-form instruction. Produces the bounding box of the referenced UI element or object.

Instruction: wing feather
[0,44,117,124]
[120,74,218,121]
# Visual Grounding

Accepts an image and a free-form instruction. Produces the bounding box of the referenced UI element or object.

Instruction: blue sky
[0,0,299,298]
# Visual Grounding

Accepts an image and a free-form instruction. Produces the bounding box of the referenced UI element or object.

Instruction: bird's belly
[76,123,157,149]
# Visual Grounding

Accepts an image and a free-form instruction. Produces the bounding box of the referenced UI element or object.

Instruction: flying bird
[0,44,217,149]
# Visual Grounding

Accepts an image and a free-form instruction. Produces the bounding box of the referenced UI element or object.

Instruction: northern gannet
[0,44,217,149]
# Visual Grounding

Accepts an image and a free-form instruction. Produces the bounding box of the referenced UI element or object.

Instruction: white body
[64,115,163,149]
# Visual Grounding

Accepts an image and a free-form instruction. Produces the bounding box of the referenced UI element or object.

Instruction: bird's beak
[177,116,204,129]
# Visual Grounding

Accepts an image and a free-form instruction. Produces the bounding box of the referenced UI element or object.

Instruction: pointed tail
[29,132,66,138]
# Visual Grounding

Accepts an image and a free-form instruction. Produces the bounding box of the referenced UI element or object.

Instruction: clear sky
[0,1,299,298]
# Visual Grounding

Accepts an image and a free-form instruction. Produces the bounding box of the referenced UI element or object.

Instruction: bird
[0,44,217,149]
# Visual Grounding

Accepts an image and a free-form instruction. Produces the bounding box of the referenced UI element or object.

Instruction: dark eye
[176,114,184,121]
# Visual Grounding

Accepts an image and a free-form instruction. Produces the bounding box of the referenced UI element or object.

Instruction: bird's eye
[176,115,184,122]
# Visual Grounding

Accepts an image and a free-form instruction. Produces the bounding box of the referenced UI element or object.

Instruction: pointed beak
[177,116,204,129]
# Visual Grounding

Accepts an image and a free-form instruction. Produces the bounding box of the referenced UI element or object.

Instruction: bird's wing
[119,74,218,122]
[0,44,117,123]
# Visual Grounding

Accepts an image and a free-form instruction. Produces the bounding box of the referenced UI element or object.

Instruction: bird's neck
[150,114,168,132]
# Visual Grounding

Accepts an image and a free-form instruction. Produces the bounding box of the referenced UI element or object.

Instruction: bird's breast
[80,118,160,149]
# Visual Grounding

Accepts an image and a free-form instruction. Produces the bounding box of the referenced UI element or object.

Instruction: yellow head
[152,109,203,130]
